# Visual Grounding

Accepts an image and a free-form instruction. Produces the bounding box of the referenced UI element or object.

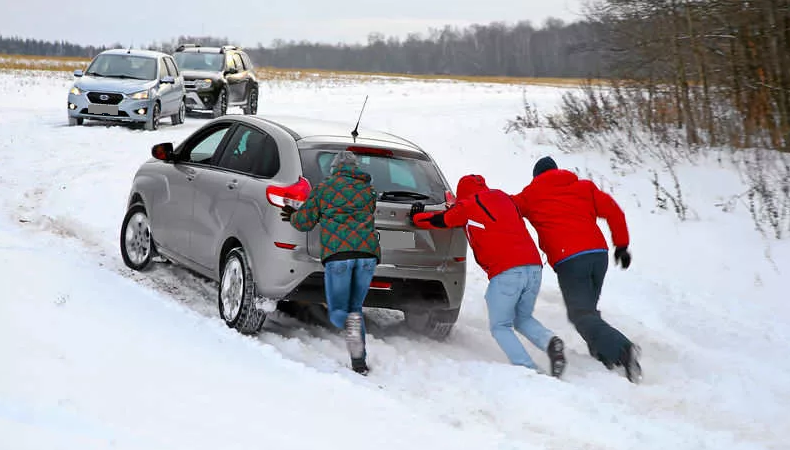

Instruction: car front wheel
[218,247,266,335]
[144,102,161,131]
[171,99,185,125]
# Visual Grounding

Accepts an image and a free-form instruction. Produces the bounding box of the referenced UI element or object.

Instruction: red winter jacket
[411,175,542,279]
[511,169,629,269]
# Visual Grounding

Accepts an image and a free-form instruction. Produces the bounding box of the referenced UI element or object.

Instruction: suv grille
[87,92,124,105]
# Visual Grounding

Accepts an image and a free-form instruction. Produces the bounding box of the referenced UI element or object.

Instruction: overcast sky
[1,0,585,48]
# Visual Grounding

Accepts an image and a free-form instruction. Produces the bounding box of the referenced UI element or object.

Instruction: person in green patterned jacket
[280,150,380,375]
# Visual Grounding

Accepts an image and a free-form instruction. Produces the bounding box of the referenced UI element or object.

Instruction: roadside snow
[1,70,788,450]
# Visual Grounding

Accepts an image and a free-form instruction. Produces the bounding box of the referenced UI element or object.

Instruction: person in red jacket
[512,156,642,383]
[410,174,566,378]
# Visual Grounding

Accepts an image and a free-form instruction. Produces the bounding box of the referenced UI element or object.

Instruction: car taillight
[370,280,392,290]
[445,190,456,208]
[266,176,311,208]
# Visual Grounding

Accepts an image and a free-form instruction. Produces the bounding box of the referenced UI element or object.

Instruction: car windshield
[300,148,448,205]
[173,53,224,71]
[84,54,157,80]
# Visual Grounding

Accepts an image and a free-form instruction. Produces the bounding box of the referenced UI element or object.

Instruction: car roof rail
[175,43,200,52]
[220,45,240,53]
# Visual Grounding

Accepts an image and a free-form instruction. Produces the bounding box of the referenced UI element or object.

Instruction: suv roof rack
[175,43,201,52]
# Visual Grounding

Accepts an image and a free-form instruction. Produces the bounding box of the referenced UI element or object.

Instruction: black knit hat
[533,156,558,178]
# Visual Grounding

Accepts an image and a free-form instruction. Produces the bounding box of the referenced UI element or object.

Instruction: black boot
[547,336,566,378]
[620,343,642,384]
[351,357,369,376]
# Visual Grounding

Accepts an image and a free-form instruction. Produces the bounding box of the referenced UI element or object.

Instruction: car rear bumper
[68,92,153,123]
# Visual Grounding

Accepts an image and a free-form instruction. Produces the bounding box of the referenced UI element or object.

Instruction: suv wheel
[144,102,161,131]
[242,87,258,115]
[405,307,460,341]
[212,88,228,119]
[171,99,186,125]
[120,203,156,271]
[218,247,266,335]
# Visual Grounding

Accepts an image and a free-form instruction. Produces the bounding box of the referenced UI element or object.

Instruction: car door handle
[227,179,238,190]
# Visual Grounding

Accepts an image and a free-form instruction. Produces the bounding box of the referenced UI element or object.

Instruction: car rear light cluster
[266,176,311,208]
[445,190,456,208]
[369,280,392,290]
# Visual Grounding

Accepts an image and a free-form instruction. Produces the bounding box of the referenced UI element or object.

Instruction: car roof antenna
[350,95,368,143]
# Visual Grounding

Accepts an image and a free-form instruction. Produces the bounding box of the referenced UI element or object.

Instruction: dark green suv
[173,44,258,118]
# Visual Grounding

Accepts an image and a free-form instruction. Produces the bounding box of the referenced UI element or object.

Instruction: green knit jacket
[289,163,381,263]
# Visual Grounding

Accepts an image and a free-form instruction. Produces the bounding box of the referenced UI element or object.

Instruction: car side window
[217,125,280,177]
[164,57,179,77]
[158,59,168,79]
[232,53,244,71]
[225,54,236,71]
[241,53,253,70]
[183,126,231,164]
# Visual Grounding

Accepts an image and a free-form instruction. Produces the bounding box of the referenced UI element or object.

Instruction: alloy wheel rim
[124,212,151,266]
[220,257,244,321]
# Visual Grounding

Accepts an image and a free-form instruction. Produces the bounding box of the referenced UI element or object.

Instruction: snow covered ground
[1,69,788,450]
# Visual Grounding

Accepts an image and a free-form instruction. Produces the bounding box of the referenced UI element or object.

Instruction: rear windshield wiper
[380,190,430,201]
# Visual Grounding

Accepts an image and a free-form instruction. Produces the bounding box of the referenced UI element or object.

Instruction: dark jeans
[555,252,631,367]
[323,257,377,343]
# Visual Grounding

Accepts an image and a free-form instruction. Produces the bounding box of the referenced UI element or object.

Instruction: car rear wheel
[171,99,185,125]
[120,203,156,271]
[144,102,161,131]
[212,88,228,118]
[218,247,266,335]
[405,307,460,341]
[242,87,258,115]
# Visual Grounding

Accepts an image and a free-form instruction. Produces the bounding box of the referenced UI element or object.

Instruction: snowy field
[1,69,788,450]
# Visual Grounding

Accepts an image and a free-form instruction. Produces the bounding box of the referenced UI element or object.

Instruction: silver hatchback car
[68,49,186,130]
[120,115,467,339]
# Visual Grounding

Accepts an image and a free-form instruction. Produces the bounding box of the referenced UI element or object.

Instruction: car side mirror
[152,142,175,161]
[225,67,238,75]
[160,75,175,84]
[73,69,84,77]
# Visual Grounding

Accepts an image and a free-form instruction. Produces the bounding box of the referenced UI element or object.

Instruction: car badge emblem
[100,94,109,101]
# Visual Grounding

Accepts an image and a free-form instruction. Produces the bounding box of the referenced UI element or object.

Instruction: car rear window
[300,148,448,204]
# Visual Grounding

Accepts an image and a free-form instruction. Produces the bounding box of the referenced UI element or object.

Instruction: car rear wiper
[380,190,430,201]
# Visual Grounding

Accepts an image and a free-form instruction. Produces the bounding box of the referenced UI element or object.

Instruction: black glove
[409,202,425,224]
[614,246,631,269]
[280,205,296,222]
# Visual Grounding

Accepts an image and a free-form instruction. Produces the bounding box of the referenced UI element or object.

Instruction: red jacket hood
[457,175,488,200]
[532,168,579,187]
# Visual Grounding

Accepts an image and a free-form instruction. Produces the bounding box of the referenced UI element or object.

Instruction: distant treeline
[0,19,611,78]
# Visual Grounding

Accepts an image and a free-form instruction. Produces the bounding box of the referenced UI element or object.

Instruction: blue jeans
[323,257,377,343]
[485,265,555,370]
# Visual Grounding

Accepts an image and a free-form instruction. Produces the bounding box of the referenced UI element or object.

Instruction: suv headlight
[195,79,213,90]
[129,90,149,100]
[69,86,82,95]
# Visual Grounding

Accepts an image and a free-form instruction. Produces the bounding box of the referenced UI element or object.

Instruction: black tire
[218,247,266,335]
[120,203,156,271]
[242,86,258,115]
[212,88,228,119]
[171,99,186,125]
[144,102,161,131]
[405,307,460,341]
